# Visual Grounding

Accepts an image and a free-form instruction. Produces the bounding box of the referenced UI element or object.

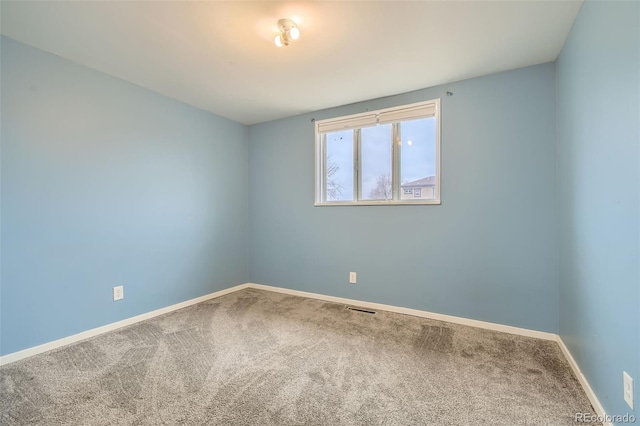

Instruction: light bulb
[407,140,413,146]
[289,27,300,40]
[274,35,283,47]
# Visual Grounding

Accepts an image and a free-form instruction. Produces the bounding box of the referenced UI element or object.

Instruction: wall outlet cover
[624,371,634,409]
[113,285,124,301]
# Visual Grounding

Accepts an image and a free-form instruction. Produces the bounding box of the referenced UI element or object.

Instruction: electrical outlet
[624,371,634,409]
[113,285,124,301]
[349,272,357,284]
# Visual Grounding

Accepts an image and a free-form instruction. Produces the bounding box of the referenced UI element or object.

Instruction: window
[315,99,440,205]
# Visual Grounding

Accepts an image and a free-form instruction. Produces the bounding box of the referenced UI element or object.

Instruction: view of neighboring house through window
[400,117,438,200]
[315,99,440,205]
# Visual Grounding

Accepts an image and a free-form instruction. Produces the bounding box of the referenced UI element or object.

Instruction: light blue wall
[249,63,558,333]
[0,37,249,355]
[556,1,639,421]
[5,11,636,422]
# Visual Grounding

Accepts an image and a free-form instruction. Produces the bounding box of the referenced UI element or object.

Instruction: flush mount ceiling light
[274,18,300,47]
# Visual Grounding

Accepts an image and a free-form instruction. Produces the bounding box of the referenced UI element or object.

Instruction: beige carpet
[1,288,597,425]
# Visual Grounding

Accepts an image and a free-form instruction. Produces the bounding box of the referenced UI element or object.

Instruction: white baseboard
[0,283,250,366]
[556,336,611,426]
[248,283,611,421]
[0,281,557,366]
[246,283,557,341]
[0,280,608,425]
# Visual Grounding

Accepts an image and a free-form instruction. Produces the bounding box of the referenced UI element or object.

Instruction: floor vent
[346,306,376,314]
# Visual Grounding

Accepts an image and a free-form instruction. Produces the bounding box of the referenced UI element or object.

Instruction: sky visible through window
[361,124,392,199]
[325,117,436,201]
[326,129,354,201]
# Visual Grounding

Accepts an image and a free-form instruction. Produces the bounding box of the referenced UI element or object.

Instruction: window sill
[314,199,441,206]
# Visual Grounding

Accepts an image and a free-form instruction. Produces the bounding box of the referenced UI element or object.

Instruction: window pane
[325,130,354,201]
[400,117,437,200]
[360,124,392,200]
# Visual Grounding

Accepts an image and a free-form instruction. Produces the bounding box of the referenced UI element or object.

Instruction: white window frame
[314,99,441,206]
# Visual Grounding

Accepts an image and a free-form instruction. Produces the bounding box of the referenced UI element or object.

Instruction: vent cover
[346,306,376,315]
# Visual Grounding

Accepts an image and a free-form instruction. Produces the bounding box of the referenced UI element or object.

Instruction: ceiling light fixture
[274,19,300,47]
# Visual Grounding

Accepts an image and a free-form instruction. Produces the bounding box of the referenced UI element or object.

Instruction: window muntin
[315,99,440,205]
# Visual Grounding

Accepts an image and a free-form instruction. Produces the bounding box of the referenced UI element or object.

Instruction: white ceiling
[1,1,582,125]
